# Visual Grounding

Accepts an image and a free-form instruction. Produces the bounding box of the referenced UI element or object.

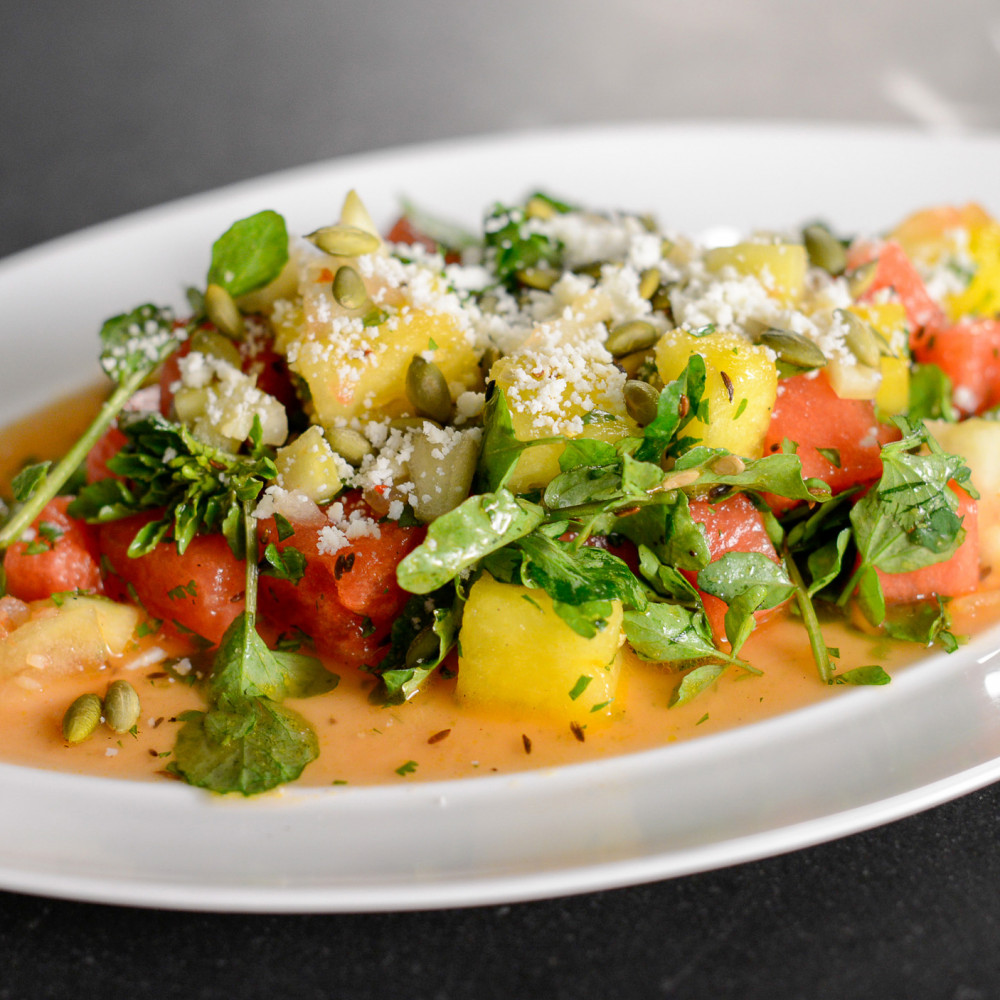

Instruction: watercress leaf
[831,665,891,686]
[396,489,545,594]
[11,462,50,504]
[637,544,702,604]
[850,419,974,583]
[674,449,830,503]
[696,551,794,609]
[856,564,886,627]
[623,604,720,662]
[806,527,852,597]
[262,542,307,584]
[724,584,769,655]
[483,200,564,288]
[635,355,706,463]
[614,492,710,573]
[558,438,619,471]
[477,384,562,493]
[544,464,624,510]
[551,598,616,639]
[207,210,289,298]
[908,363,958,423]
[883,596,961,651]
[98,303,181,386]
[516,532,647,609]
[670,663,727,707]
[378,598,462,704]
[170,696,319,796]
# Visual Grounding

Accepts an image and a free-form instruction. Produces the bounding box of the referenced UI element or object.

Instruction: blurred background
[5,0,1000,259]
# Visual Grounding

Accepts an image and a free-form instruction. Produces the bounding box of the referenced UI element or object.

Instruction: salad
[0,191,997,795]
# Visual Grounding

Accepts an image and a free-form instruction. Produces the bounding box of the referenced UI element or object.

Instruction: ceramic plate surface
[3,122,1000,912]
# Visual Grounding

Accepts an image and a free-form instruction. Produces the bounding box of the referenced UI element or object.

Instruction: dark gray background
[4,3,1000,997]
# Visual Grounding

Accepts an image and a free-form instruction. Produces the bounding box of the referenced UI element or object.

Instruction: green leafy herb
[671,664,727,707]
[207,210,289,298]
[262,542,307,584]
[168,503,335,796]
[830,665,892,686]
[0,304,184,553]
[71,412,277,557]
[477,384,562,492]
[483,198,565,287]
[842,418,976,625]
[908,363,958,423]
[396,489,545,594]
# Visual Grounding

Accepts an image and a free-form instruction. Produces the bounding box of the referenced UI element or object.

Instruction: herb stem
[783,545,833,684]
[0,368,147,550]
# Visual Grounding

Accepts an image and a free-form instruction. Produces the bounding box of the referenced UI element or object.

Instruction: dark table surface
[5,4,1000,997]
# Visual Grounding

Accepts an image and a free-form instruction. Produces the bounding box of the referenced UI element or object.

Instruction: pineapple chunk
[704,242,807,305]
[275,425,343,503]
[457,574,623,720]
[927,419,1000,575]
[653,328,777,457]
[0,597,140,683]
[875,356,909,415]
[489,335,636,494]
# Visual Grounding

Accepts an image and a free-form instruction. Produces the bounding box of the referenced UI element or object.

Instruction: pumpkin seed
[104,680,141,734]
[406,356,452,423]
[62,693,102,745]
[803,224,847,275]
[332,265,370,311]
[573,261,606,281]
[189,328,242,369]
[408,429,480,522]
[406,627,440,670]
[389,416,438,431]
[837,309,881,367]
[525,195,557,221]
[516,267,561,291]
[606,320,659,358]
[638,268,661,300]
[757,328,827,372]
[711,454,746,477]
[479,345,500,377]
[650,284,674,317]
[339,189,381,238]
[325,426,373,466]
[623,379,660,426]
[204,283,245,340]
[847,260,878,299]
[310,224,381,258]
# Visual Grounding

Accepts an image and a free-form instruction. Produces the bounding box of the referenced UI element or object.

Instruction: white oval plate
[3,122,1000,912]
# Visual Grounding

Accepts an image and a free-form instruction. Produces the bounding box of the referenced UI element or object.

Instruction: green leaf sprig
[0,304,184,552]
[169,501,335,795]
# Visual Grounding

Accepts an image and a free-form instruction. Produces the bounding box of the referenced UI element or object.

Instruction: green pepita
[847,260,878,299]
[638,268,661,300]
[204,283,246,340]
[310,223,381,258]
[405,356,452,424]
[189,328,242,369]
[389,416,439,431]
[104,680,141,734]
[837,309,882,367]
[757,328,827,372]
[62,693,102,745]
[802,223,847,276]
[605,320,659,357]
[405,626,440,670]
[516,267,560,291]
[324,426,373,466]
[332,265,370,311]
[623,379,660,426]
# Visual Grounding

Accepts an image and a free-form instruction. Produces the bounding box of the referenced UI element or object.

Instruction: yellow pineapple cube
[457,574,623,720]
[875,356,909,415]
[653,328,777,457]
[286,250,479,424]
[274,425,343,503]
[704,242,807,305]
[489,339,636,494]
